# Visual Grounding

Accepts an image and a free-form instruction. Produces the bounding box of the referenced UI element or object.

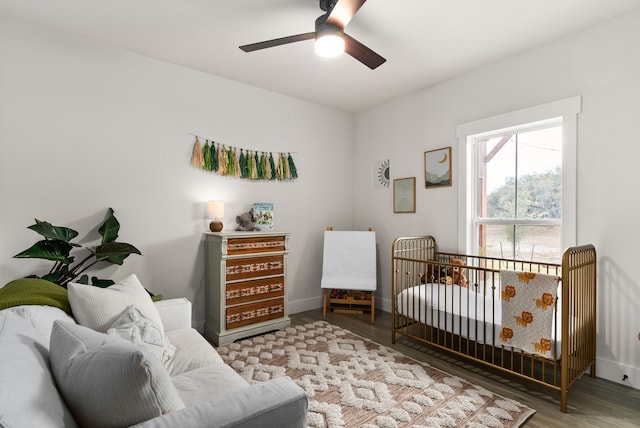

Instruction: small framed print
[393,177,416,213]
[424,147,452,188]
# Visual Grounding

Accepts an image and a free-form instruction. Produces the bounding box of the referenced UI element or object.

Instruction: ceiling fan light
[315,34,345,58]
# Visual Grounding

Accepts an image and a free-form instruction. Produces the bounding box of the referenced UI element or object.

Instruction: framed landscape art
[393,177,416,213]
[424,147,452,188]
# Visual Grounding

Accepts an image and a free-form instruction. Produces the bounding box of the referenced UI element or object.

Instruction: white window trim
[456,96,581,254]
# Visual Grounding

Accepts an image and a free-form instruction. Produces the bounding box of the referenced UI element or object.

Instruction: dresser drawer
[227,236,285,255]
[225,255,284,281]
[226,276,285,306]
[226,297,285,330]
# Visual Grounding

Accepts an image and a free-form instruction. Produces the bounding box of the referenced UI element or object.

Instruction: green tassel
[247,151,253,179]
[227,146,235,176]
[258,152,266,179]
[288,153,298,180]
[283,153,290,179]
[269,153,277,180]
[203,140,212,171]
[212,142,219,172]
[239,149,247,178]
[261,152,268,180]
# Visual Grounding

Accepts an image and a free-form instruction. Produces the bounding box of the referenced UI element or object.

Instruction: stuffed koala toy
[235,209,261,231]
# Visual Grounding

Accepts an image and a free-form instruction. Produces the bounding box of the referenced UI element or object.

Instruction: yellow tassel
[276,153,284,180]
[218,145,228,175]
[234,148,241,177]
[264,151,272,179]
[190,137,204,168]
[249,151,258,179]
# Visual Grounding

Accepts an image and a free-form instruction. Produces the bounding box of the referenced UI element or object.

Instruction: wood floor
[290,309,640,428]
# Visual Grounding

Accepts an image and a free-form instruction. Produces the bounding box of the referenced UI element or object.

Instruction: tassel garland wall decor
[190,136,299,181]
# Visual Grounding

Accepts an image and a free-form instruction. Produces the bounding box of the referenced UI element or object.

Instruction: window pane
[516,126,562,220]
[480,136,516,218]
[478,126,562,220]
[479,224,562,263]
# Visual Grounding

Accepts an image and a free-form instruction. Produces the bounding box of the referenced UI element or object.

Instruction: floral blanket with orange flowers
[499,270,560,357]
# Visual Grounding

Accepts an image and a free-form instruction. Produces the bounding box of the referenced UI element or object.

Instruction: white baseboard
[378,296,392,313]
[596,357,640,390]
[193,318,205,334]
[288,295,323,315]
[289,294,393,315]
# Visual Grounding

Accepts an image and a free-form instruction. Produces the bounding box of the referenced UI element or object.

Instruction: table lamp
[207,200,224,232]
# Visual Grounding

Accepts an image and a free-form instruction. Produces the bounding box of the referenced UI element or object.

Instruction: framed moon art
[424,147,452,188]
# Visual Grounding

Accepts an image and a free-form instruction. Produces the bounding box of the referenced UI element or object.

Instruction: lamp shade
[207,200,224,219]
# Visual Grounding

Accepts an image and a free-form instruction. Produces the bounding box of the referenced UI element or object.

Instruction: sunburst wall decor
[372,159,390,189]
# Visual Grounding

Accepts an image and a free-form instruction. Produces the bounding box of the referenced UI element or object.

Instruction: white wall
[353,10,640,388]
[0,19,354,326]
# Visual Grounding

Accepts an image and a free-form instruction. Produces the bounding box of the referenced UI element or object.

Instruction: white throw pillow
[68,274,164,332]
[0,310,78,428]
[107,304,176,364]
[49,320,185,428]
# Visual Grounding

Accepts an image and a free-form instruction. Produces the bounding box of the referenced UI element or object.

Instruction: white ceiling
[2,0,640,112]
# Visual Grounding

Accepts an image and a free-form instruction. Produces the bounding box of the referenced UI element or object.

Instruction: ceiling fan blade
[344,34,386,69]
[239,32,315,52]
[326,0,367,28]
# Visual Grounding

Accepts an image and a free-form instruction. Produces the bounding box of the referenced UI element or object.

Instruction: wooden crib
[391,235,597,413]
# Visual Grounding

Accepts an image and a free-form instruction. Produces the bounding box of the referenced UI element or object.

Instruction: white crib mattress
[395,283,562,358]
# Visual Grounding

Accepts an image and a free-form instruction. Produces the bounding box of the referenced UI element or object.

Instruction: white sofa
[0,278,307,428]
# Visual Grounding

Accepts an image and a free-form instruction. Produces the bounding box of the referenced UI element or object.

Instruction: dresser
[203,231,291,346]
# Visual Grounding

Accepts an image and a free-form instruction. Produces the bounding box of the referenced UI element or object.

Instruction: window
[457,97,581,263]
[473,122,562,262]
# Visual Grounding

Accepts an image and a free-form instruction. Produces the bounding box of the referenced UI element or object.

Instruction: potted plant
[13,208,141,288]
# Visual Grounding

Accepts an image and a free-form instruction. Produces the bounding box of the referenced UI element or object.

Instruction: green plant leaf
[41,271,65,285]
[28,219,80,244]
[91,276,115,288]
[13,240,75,264]
[98,207,120,244]
[94,242,142,265]
[75,274,89,284]
[14,208,142,289]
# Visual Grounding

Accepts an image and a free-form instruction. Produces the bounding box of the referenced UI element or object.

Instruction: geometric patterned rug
[216,321,535,428]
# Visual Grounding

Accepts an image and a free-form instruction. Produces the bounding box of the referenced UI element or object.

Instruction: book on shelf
[253,203,274,230]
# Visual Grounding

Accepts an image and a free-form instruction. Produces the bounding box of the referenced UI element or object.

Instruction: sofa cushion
[164,327,224,376]
[171,364,249,405]
[107,304,176,364]
[68,273,163,332]
[50,321,185,428]
[0,309,77,428]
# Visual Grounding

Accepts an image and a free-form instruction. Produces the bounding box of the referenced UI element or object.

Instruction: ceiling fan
[239,0,386,70]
